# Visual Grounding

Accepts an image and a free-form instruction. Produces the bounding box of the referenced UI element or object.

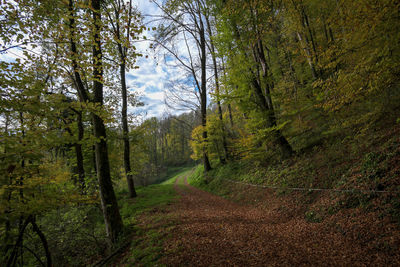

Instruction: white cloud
[136,0,161,17]
[126,0,170,119]
[126,0,204,119]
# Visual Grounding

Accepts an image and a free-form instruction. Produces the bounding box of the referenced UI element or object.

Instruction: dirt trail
[159,174,398,266]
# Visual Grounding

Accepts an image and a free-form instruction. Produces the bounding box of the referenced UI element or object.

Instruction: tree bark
[111,0,137,198]
[6,217,30,267]
[67,0,91,187]
[251,40,293,158]
[199,9,212,172]
[30,217,52,267]
[222,63,235,128]
[301,6,318,64]
[63,113,86,192]
[91,0,123,244]
[67,0,89,103]
[230,10,293,158]
[75,110,85,192]
[205,14,228,163]
[6,216,53,267]
[120,63,137,198]
[227,103,234,128]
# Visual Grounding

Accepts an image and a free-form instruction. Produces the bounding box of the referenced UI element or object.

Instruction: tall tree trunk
[227,103,234,128]
[296,32,317,79]
[111,0,137,198]
[7,216,52,267]
[3,114,13,257]
[30,217,52,267]
[68,0,123,243]
[289,0,319,79]
[92,145,97,175]
[67,0,89,103]
[68,0,92,179]
[199,12,212,172]
[75,110,85,193]
[201,98,212,172]
[154,134,158,167]
[180,124,185,160]
[252,39,293,158]
[6,217,30,267]
[91,0,123,244]
[231,9,293,158]
[64,113,85,192]
[91,123,97,176]
[120,62,137,198]
[222,63,235,128]
[205,14,228,163]
[161,132,165,163]
[301,6,318,64]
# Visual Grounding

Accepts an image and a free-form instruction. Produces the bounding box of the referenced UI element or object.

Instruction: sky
[127,0,166,118]
[128,0,186,119]
[130,0,204,119]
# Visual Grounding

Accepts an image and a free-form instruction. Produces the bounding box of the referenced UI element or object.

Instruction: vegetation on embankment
[188,125,400,254]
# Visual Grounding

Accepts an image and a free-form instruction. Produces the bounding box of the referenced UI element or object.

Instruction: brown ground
[158,174,400,266]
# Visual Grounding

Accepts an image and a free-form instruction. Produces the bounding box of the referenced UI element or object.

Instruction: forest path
[159,173,387,266]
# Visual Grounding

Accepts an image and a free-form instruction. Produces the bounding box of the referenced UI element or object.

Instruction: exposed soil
[158,174,400,266]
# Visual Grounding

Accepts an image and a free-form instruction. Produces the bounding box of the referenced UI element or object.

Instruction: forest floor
[115,170,400,266]
[160,173,399,266]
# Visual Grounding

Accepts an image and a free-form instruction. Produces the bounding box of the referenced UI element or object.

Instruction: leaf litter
[156,175,400,266]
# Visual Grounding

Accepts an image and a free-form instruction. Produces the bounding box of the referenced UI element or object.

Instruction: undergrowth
[188,125,400,225]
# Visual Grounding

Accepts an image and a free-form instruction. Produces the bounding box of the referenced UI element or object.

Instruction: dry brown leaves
[156,175,400,266]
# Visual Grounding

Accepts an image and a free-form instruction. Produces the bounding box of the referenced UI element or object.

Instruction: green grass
[118,170,185,225]
[114,168,192,266]
[161,167,192,185]
[150,165,195,185]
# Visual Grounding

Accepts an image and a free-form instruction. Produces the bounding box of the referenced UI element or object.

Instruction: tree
[204,6,229,163]
[152,0,212,172]
[215,0,294,158]
[0,2,73,265]
[103,0,144,198]
[90,0,124,244]
[66,0,123,244]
